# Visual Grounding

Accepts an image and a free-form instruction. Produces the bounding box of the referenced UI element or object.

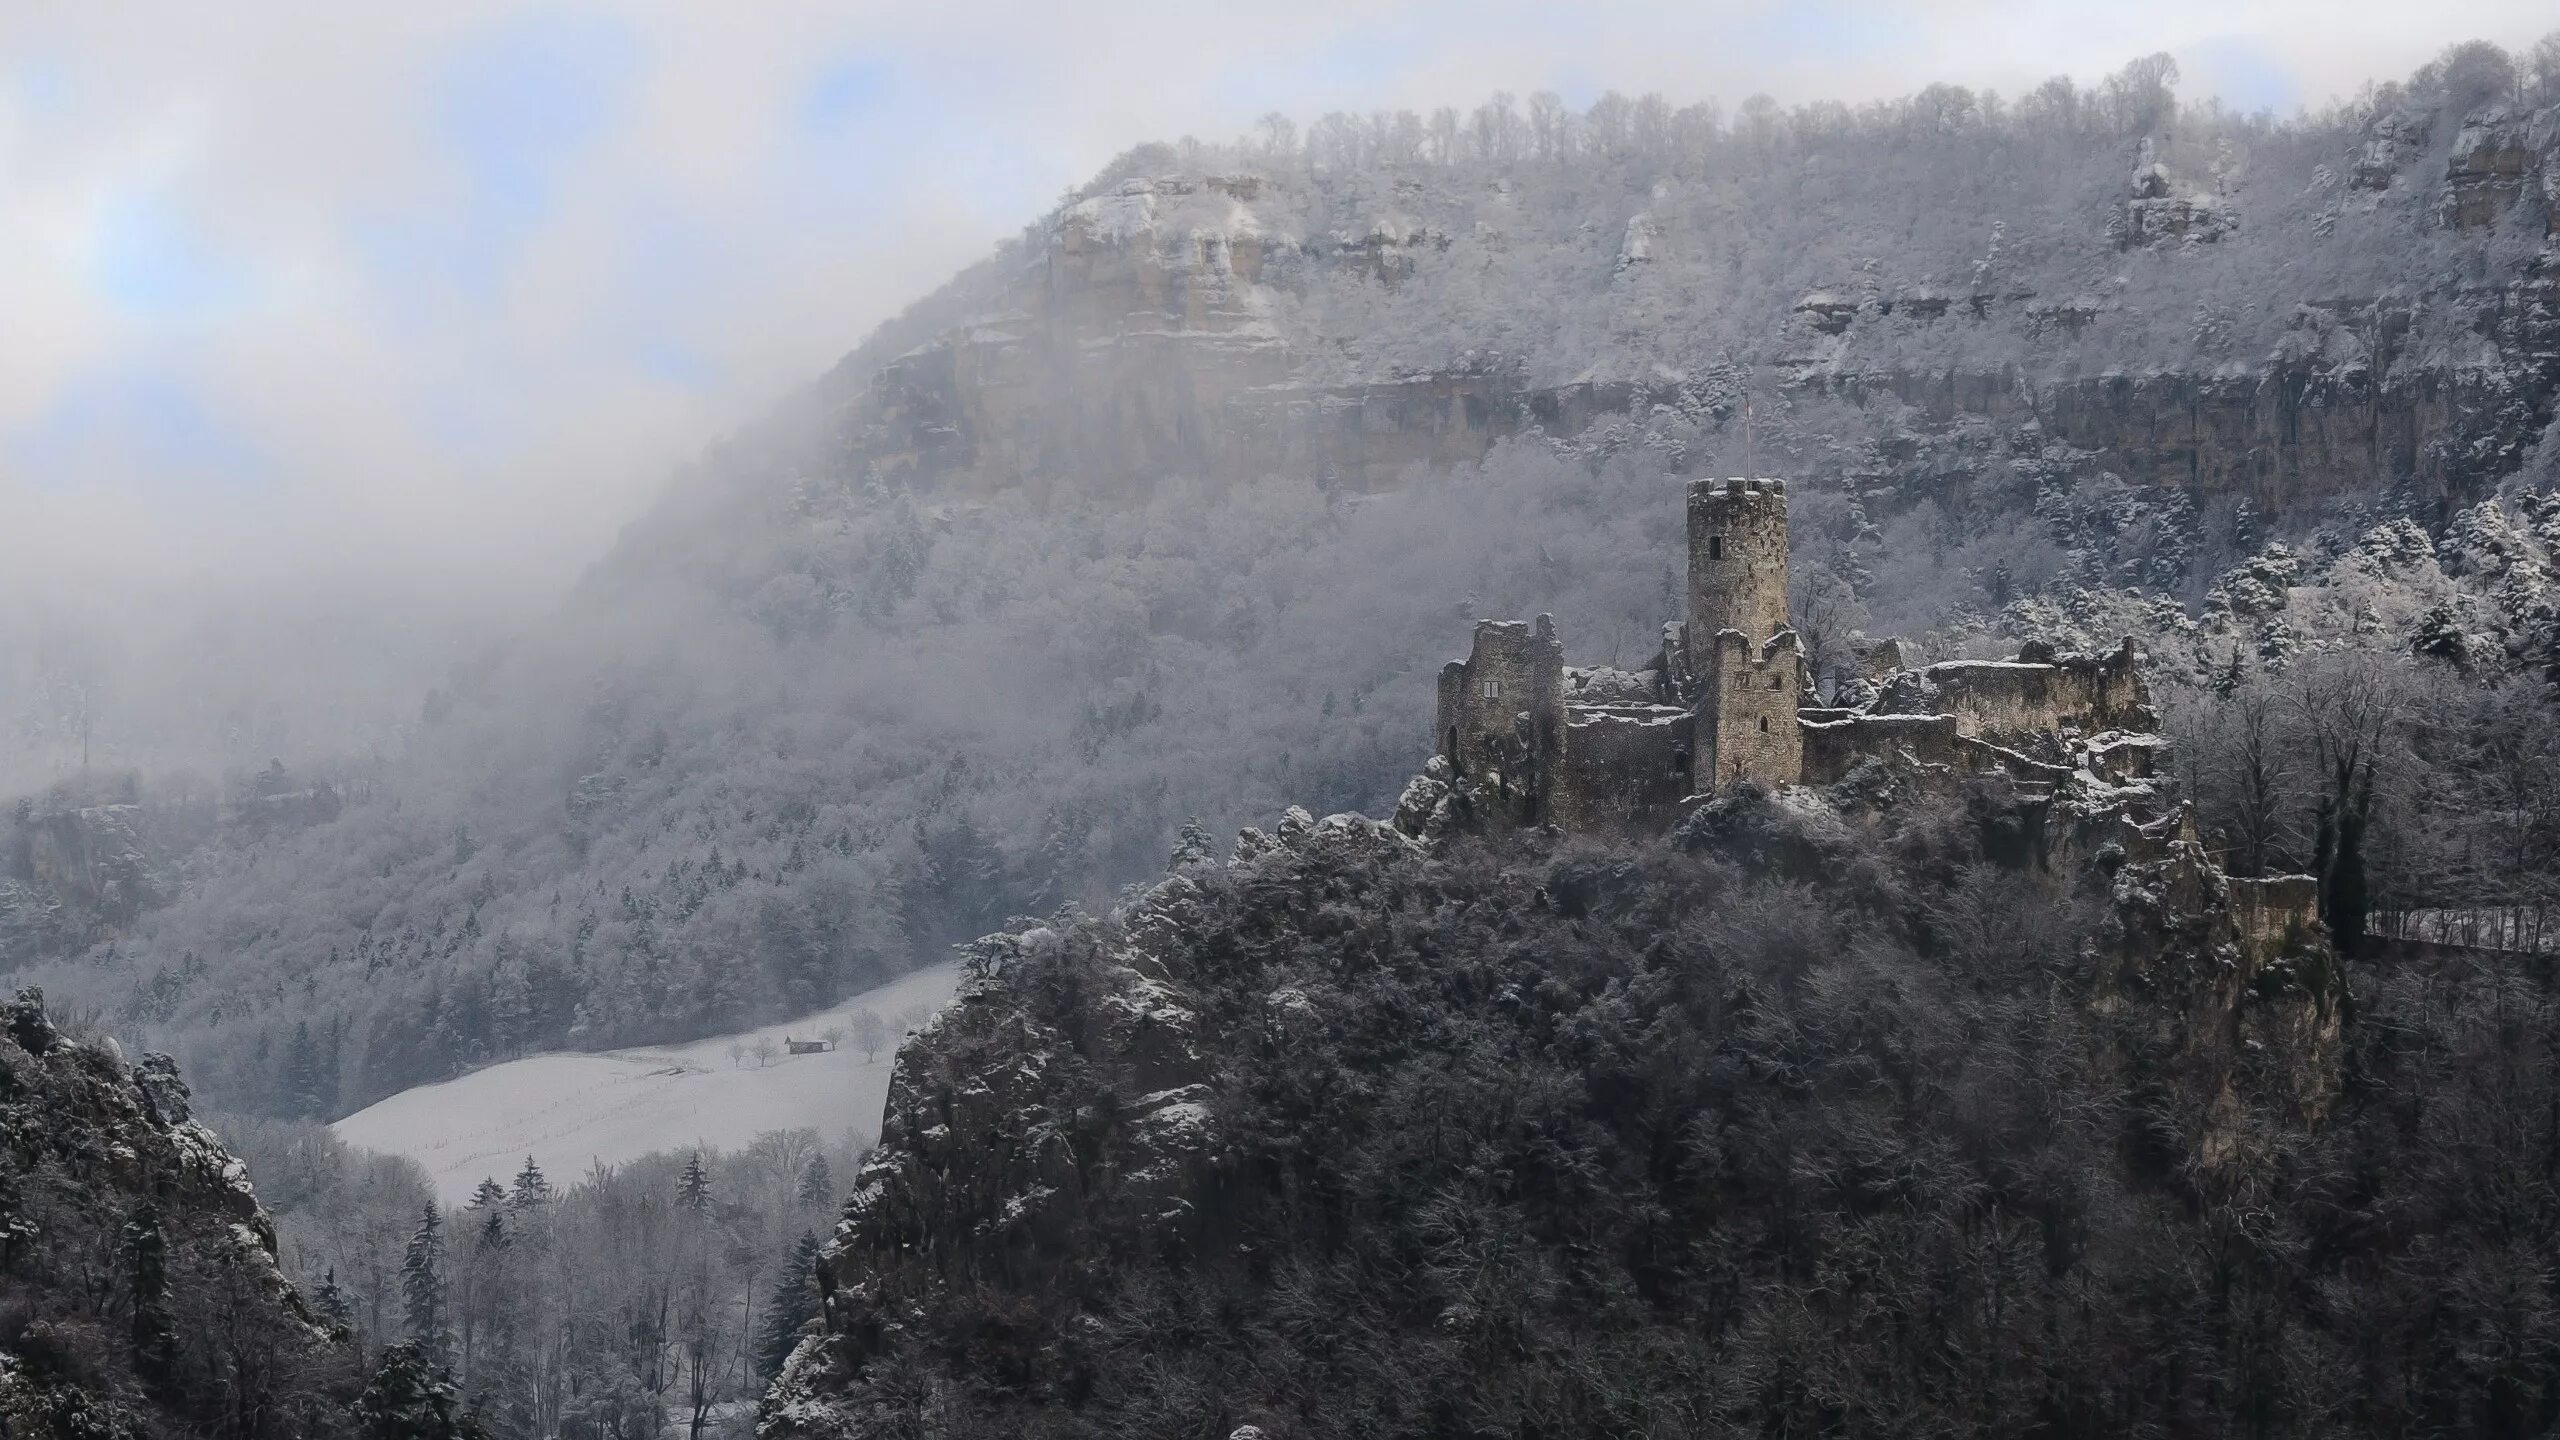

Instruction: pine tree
[283,1020,324,1117]
[402,1203,447,1347]
[2209,648,2246,697]
[476,1208,509,1253]
[467,1177,507,1213]
[314,1267,355,1334]
[753,1232,827,1379]
[356,1341,488,1440]
[507,1157,550,1212]
[2413,605,2468,666]
[677,1153,713,1215]
[1170,817,1217,869]
[796,1154,834,1208]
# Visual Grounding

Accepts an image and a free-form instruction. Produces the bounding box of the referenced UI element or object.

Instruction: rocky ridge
[795,86,2560,532]
[0,988,360,1437]
[767,730,2344,1435]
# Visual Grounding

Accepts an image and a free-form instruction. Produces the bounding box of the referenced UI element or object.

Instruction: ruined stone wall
[1699,631,1803,790]
[2228,874,2322,963]
[1436,616,1566,819]
[1551,706,1693,832]
[1877,640,2153,745]
[1686,479,1791,647]
[1799,712,1963,785]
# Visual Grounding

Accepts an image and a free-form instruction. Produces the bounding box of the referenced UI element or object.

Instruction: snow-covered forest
[5,22,2560,1440]
[212,1110,869,1436]
[5,36,2559,1124]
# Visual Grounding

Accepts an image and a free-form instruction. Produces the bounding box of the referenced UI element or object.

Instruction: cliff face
[0,803,175,972]
[1,774,341,973]
[805,96,2560,525]
[1823,273,2560,524]
[0,989,356,1436]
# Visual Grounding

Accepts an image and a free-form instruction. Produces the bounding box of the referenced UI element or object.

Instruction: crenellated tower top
[1686,477,1791,648]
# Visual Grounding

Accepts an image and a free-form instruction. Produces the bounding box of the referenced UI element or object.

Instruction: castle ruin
[1435,477,2164,832]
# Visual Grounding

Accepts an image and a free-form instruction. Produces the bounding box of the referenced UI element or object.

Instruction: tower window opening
[1709,535,1724,560]
[1481,679,1502,699]
[1770,674,1782,691]
[1759,716,1770,733]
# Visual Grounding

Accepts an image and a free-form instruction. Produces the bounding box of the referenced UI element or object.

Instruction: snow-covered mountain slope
[334,965,959,1204]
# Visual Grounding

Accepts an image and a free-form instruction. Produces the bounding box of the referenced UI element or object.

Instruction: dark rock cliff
[0,989,358,1437]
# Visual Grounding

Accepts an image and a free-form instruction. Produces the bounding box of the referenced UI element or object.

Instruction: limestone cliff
[796,91,2560,528]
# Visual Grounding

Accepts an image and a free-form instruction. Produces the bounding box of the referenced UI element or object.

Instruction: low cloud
[0,1,2548,792]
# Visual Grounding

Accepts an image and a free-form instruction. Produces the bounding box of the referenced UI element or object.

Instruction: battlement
[1687,478,1791,656]
[1694,476,1789,499]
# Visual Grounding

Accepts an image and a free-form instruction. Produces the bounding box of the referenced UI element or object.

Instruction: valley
[334,965,957,1205]
[2,24,2559,1440]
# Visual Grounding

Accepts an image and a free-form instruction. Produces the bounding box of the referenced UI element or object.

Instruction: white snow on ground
[335,966,961,1204]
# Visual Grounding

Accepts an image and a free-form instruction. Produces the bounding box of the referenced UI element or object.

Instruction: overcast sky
[3,1,2550,596]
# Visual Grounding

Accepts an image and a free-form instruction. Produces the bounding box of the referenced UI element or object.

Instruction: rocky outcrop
[763,811,1416,1435]
[2444,106,2544,229]
[0,988,357,1436]
[1,802,173,970]
[765,770,2351,1435]
[1,769,341,972]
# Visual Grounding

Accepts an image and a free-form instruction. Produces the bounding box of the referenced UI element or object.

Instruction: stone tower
[1686,478,1802,791]
[1686,477,1791,645]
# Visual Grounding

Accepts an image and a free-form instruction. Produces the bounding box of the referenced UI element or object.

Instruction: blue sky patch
[87,191,253,319]
[7,364,274,493]
[799,56,894,135]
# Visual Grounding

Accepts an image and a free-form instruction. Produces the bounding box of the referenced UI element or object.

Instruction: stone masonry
[1435,477,2169,833]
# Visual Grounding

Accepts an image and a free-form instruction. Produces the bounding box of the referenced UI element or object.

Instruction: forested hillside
[761,783,2560,1437]
[8,38,2559,1122]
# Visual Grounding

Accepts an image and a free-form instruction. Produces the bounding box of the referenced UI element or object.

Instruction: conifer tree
[677,1152,713,1215]
[357,1341,487,1440]
[402,1203,447,1347]
[753,1232,827,1379]
[314,1267,355,1334]
[283,1019,324,1117]
[1170,817,1217,869]
[507,1157,550,1211]
[467,1177,507,1213]
[2210,648,2246,697]
[796,1154,834,1208]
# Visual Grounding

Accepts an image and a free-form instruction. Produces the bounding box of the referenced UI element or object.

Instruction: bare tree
[2287,653,2410,950]
[851,1010,889,1063]
[1789,567,1869,703]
